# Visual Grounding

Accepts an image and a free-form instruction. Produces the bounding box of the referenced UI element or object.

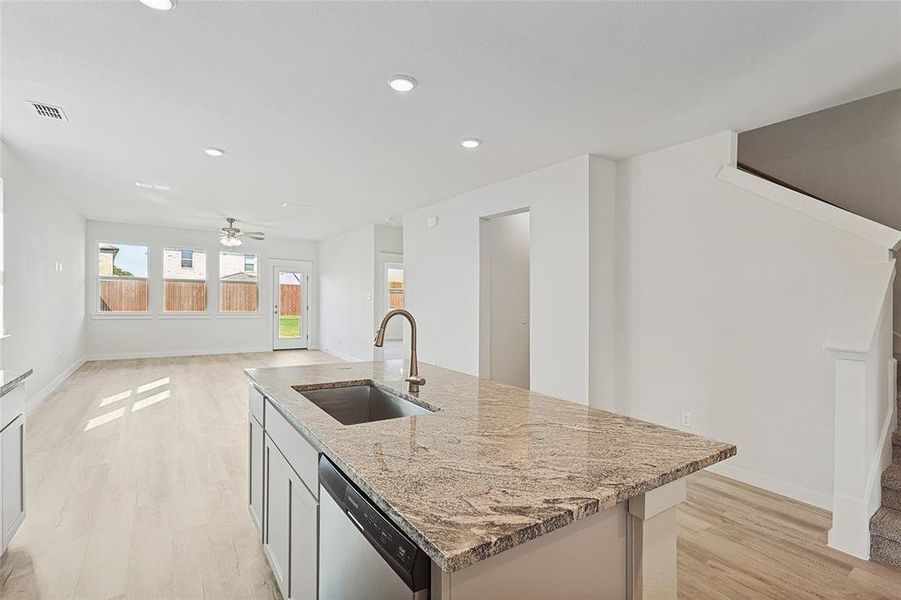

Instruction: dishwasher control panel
[319,455,431,593]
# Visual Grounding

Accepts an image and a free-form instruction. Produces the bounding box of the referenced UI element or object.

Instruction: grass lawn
[279,315,301,338]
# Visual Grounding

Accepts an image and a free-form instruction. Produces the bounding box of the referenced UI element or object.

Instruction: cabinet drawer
[248,385,265,425]
[265,399,319,500]
[0,385,26,432]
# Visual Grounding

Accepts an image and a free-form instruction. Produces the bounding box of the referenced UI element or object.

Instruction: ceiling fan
[219,217,265,247]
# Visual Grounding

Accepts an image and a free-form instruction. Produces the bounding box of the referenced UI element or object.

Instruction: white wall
[85,220,318,358]
[404,156,607,404]
[588,156,618,411]
[1,142,87,406]
[319,225,376,361]
[613,131,891,508]
[374,225,403,343]
[480,211,530,388]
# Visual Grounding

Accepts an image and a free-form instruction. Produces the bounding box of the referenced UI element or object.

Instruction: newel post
[826,348,872,559]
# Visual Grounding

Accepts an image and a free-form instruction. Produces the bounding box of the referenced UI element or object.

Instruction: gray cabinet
[249,414,264,536]
[1,413,25,550]
[250,384,319,600]
[264,434,318,600]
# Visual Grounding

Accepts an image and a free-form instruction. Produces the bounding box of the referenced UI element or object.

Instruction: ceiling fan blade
[242,231,265,237]
[244,234,266,240]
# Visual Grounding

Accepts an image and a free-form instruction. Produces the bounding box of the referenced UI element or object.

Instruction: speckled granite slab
[245,361,735,573]
[0,368,32,398]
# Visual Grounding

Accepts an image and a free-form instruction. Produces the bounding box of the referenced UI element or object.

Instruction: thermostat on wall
[426,216,439,228]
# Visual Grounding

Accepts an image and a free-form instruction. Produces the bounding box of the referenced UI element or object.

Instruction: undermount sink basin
[295,383,434,426]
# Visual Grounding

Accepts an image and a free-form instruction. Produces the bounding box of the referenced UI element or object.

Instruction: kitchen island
[245,360,735,599]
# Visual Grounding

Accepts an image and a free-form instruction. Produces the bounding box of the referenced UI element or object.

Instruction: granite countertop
[245,361,736,573]
[0,368,32,398]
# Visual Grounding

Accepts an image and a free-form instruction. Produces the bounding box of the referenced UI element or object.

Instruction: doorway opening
[479,209,530,388]
[272,261,311,350]
[376,253,404,361]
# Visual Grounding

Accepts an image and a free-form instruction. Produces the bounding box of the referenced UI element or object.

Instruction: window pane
[220,251,258,312]
[98,243,149,312]
[386,265,404,309]
[163,247,207,312]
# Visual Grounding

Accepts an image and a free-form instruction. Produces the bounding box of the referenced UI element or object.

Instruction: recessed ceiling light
[461,138,481,149]
[282,202,312,210]
[384,217,395,223]
[138,0,175,10]
[387,75,417,93]
[204,147,225,157]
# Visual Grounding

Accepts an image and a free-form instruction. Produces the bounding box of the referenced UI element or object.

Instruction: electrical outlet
[680,410,692,429]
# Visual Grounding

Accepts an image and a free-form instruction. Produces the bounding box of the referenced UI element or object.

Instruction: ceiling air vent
[28,101,67,121]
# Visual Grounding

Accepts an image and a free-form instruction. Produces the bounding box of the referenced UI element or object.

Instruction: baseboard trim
[26,356,87,412]
[706,462,832,511]
[318,347,363,362]
[84,346,273,361]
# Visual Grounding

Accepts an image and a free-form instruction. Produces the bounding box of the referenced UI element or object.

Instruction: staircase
[870,369,901,566]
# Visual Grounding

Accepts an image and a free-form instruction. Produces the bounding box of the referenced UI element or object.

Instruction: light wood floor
[2,352,901,599]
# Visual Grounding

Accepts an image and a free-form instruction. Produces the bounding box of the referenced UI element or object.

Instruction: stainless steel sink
[296,383,434,426]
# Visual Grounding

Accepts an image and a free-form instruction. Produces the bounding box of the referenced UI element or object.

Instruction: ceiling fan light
[219,236,242,248]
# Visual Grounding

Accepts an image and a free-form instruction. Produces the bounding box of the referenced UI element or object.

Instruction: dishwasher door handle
[347,510,365,533]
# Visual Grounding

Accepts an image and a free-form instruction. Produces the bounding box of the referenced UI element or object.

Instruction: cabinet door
[249,415,264,537]
[264,435,318,600]
[1,414,25,547]
[288,472,318,600]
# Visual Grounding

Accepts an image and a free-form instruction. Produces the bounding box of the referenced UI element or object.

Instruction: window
[98,243,149,313]
[386,264,404,309]
[220,251,258,312]
[163,247,207,312]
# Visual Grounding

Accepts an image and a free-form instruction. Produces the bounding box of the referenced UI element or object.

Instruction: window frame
[219,250,260,315]
[95,240,151,317]
[162,245,209,314]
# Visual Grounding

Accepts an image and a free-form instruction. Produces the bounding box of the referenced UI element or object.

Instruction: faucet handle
[405,375,426,386]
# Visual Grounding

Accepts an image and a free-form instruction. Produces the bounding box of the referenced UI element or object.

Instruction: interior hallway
[1,351,900,599]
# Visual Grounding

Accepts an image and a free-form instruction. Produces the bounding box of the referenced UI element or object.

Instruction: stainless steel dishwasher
[319,456,431,600]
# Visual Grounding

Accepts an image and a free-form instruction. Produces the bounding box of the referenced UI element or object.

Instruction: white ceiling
[2,1,899,240]
[739,89,901,231]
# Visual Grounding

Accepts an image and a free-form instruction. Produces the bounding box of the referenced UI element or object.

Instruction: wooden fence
[100,278,281,313]
[163,279,207,312]
[387,278,404,309]
[220,281,259,313]
[99,278,148,312]
[280,283,300,315]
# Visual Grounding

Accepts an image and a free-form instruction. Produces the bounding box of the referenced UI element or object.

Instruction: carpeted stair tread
[870,506,901,540]
[871,533,901,568]
[882,464,901,491]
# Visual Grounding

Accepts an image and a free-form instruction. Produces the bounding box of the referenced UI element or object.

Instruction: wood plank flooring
[1,351,900,599]
[0,351,342,600]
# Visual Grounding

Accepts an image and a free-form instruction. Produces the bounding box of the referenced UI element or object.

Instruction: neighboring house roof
[99,244,119,254]
[220,272,258,283]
